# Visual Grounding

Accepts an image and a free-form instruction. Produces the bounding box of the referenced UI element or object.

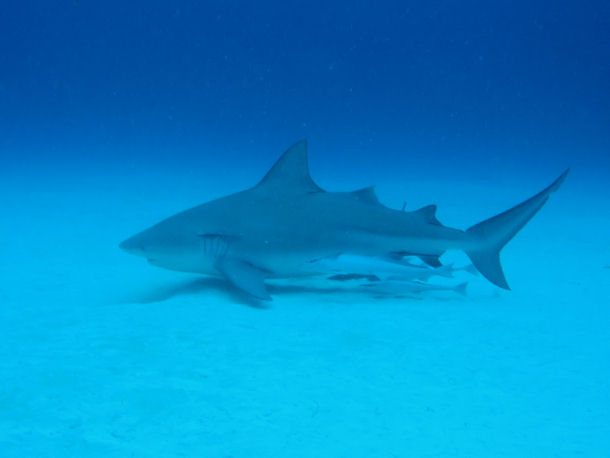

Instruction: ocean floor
[0,159,608,457]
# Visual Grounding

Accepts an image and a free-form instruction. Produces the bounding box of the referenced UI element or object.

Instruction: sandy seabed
[0,162,608,457]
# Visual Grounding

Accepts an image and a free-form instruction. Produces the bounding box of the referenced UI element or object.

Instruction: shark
[120,140,568,300]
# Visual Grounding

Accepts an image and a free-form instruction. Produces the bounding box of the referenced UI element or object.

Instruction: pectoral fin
[217,258,272,301]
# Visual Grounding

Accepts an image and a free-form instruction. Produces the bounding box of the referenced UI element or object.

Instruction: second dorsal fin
[413,204,442,226]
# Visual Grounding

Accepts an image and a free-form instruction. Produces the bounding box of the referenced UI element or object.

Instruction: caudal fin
[465,169,569,289]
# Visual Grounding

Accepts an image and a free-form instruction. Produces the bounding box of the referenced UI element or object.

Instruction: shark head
[119,217,211,272]
[119,230,151,258]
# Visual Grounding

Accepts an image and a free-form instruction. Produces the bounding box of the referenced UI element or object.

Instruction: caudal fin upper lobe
[465,169,569,289]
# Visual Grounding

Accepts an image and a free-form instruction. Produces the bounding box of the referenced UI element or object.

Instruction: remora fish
[361,280,469,297]
[303,253,456,281]
[120,141,568,300]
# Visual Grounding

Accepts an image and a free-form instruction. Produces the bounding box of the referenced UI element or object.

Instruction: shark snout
[119,234,147,257]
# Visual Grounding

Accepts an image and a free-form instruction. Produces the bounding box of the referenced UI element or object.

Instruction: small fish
[305,253,455,281]
[362,280,469,297]
[327,273,381,282]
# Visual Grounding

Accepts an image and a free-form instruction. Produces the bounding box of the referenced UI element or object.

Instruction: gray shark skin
[120,140,569,300]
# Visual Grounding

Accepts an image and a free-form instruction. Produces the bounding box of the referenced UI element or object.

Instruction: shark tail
[464,169,569,289]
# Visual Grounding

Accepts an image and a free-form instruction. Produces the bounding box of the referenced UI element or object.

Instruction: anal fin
[418,255,443,268]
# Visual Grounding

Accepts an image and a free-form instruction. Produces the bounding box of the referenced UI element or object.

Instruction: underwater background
[1,1,609,456]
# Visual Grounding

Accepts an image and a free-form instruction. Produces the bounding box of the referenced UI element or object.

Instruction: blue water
[1,1,609,456]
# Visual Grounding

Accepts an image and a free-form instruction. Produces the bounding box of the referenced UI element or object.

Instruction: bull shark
[120,140,568,300]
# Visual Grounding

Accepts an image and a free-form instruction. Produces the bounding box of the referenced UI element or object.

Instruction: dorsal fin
[257,140,324,193]
[413,204,442,226]
[349,186,380,205]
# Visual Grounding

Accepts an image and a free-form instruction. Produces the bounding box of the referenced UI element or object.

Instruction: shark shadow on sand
[119,276,451,307]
